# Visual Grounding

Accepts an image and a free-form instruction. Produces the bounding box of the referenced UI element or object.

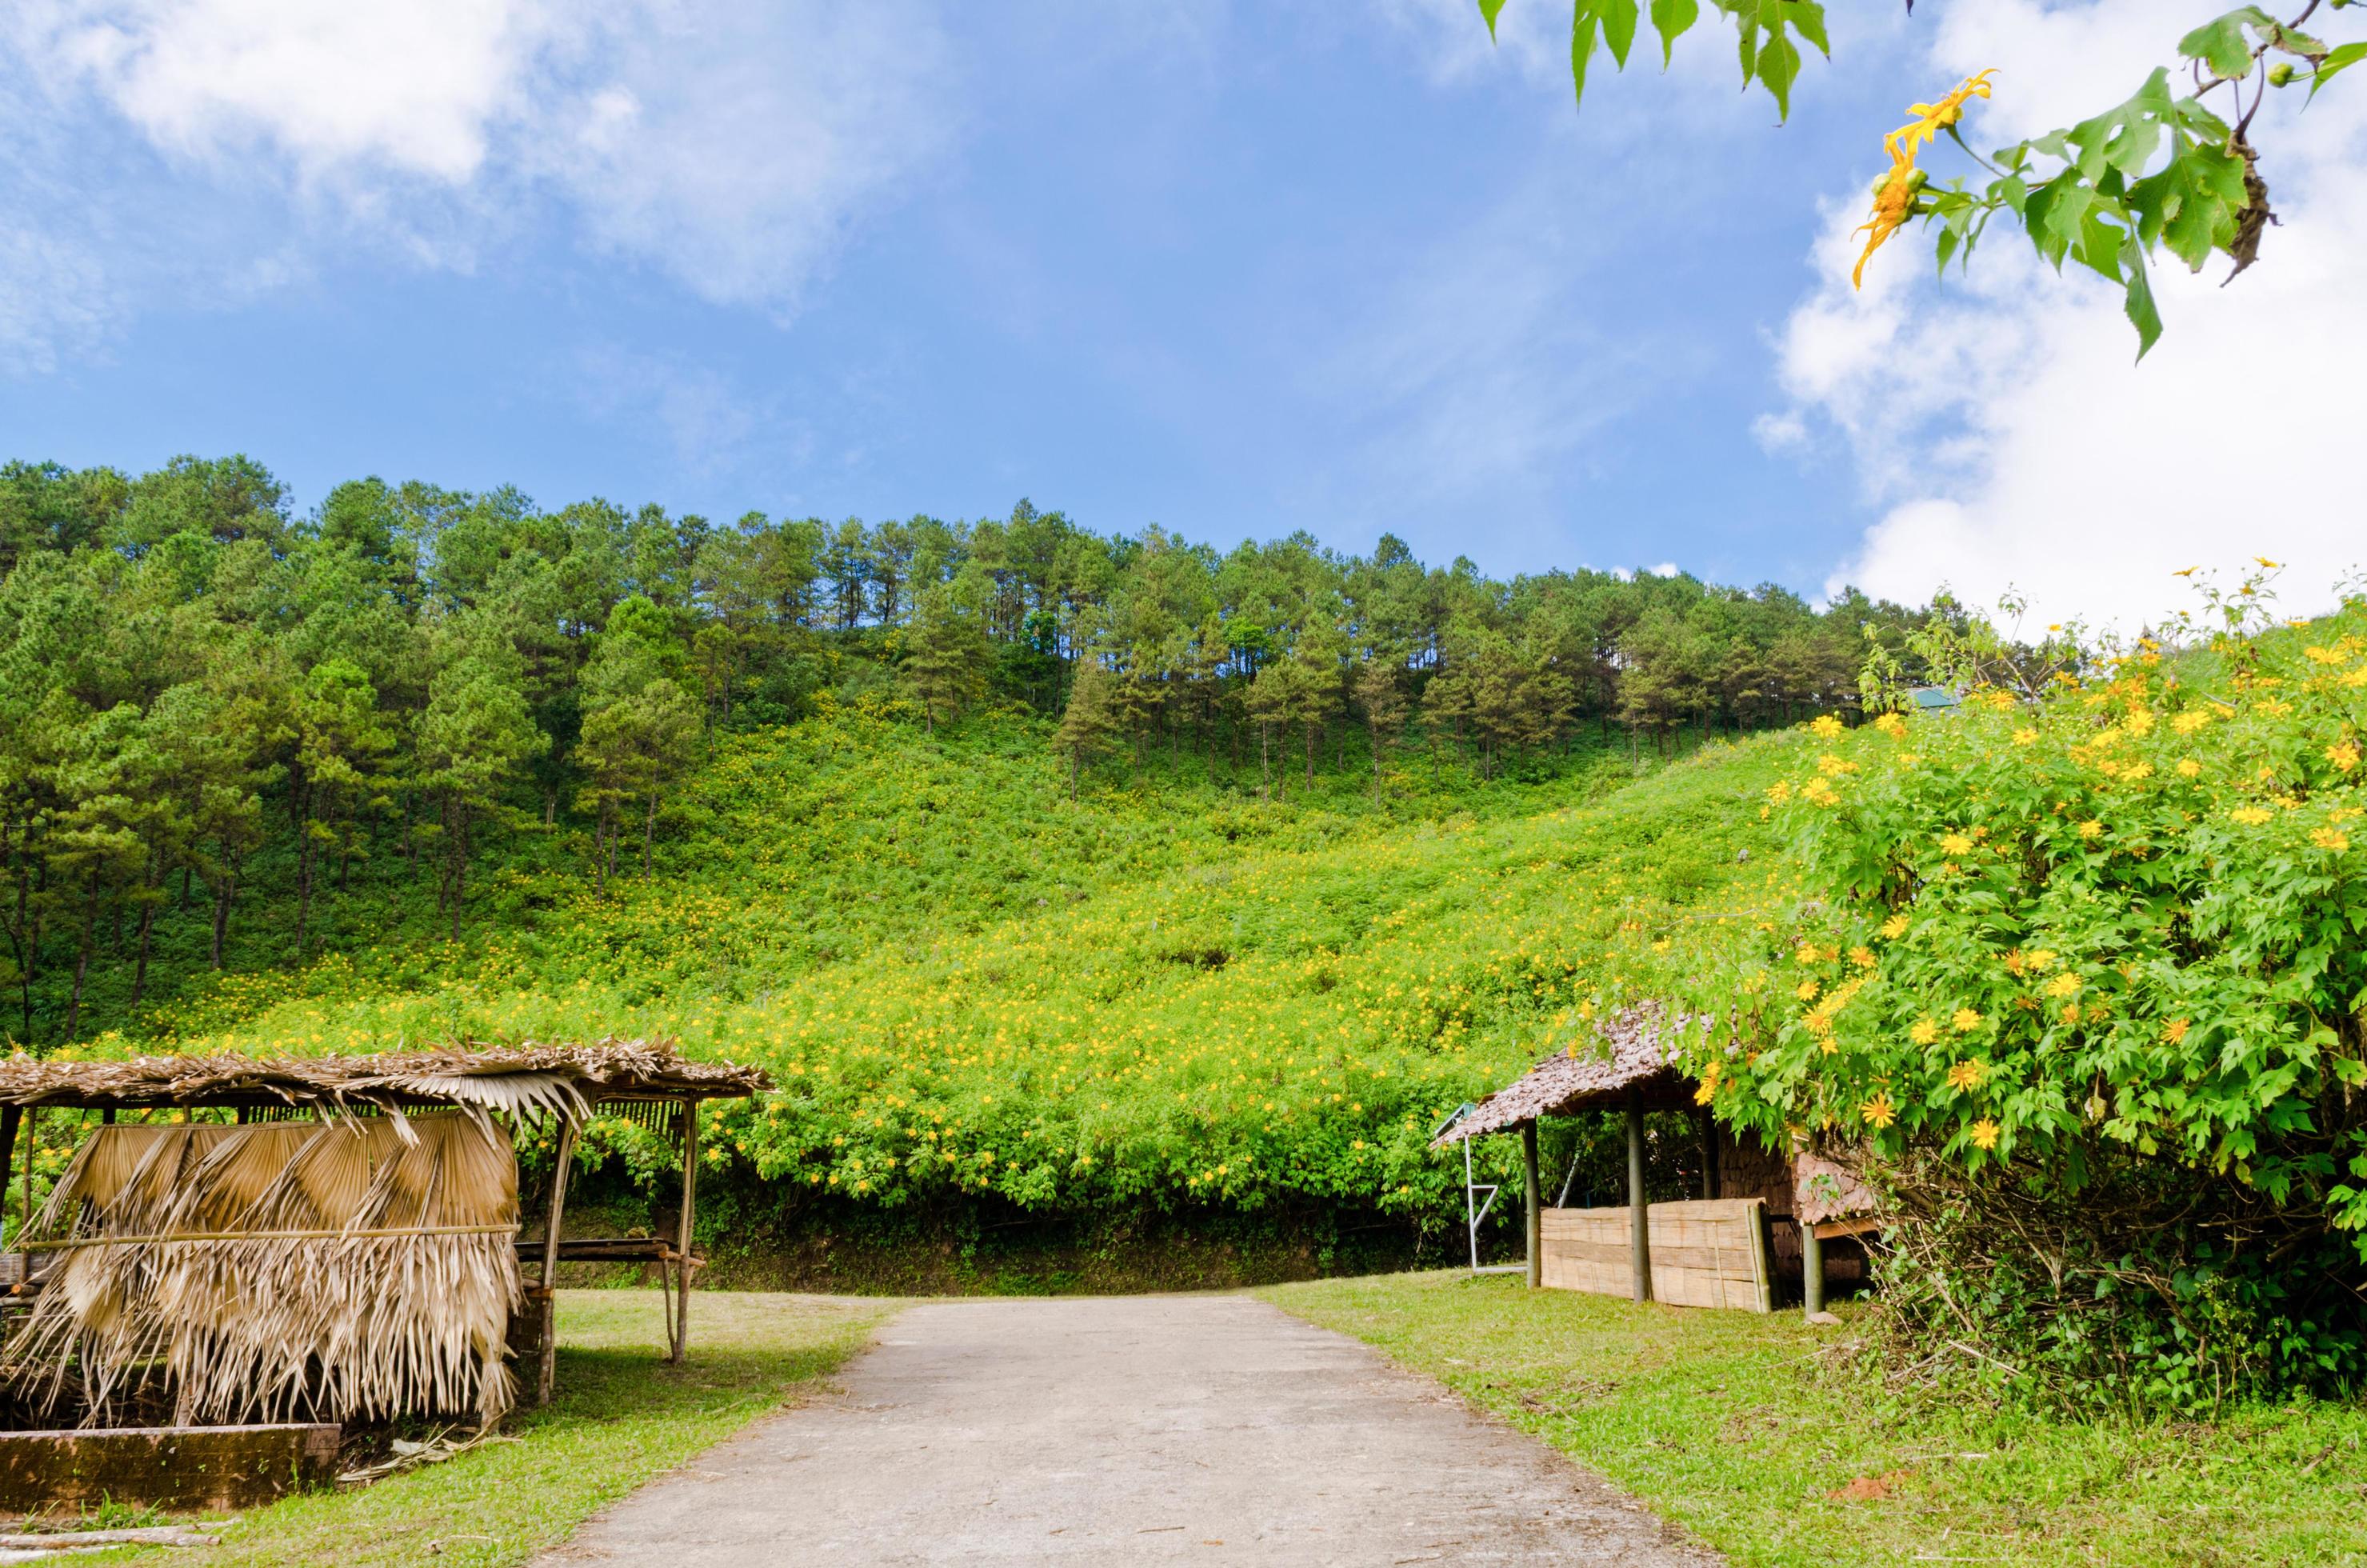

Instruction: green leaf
[1714,0,1821,120]
[2312,42,2367,102]
[1572,6,1602,108]
[2120,230,2163,359]
[2129,139,2249,271]
[1597,0,1641,70]
[2177,8,2277,80]
[1649,0,1698,69]
[1478,0,1509,42]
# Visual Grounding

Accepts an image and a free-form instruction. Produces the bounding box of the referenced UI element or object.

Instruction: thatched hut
[0,1041,767,1430]
[1433,1006,1875,1315]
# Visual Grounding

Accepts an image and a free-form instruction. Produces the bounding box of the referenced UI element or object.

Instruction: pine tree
[1054,659,1119,799]
[905,585,986,734]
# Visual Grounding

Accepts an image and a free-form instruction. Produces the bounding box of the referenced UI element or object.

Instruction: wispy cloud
[0,0,956,366]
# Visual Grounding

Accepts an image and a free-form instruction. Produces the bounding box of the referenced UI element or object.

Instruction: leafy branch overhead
[1474,1,2362,353]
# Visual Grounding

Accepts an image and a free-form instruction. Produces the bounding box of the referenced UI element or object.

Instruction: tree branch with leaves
[1475,1,2362,353]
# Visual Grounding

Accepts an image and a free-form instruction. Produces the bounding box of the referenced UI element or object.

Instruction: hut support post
[0,1106,17,1286]
[535,1114,578,1407]
[1625,1088,1651,1304]
[1521,1120,1541,1290]
[1801,1218,1825,1317]
[670,1098,698,1365]
[17,1107,34,1287]
[1697,1107,1717,1200]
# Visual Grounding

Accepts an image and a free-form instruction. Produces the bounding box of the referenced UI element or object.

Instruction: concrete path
[538,1294,1719,1566]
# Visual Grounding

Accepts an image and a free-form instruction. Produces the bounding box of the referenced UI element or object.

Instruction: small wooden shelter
[0,1040,768,1426]
[1433,1006,1875,1314]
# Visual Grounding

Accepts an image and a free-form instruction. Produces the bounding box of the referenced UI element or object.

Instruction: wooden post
[1625,1088,1651,1304]
[1520,1119,1541,1290]
[671,1098,698,1363]
[536,1114,578,1406]
[0,1106,18,1289]
[18,1107,34,1289]
[1697,1107,1718,1200]
[1801,1218,1825,1317]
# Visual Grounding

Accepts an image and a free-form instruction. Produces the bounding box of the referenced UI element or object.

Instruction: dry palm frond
[0,1038,767,1118]
[6,1114,522,1428]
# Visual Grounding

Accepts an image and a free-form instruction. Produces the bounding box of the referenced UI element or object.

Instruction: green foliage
[1475,2,2361,349]
[1678,579,2367,1404]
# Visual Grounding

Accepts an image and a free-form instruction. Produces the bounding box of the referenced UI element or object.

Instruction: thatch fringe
[6,1114,521,1427]
[0,1038,769,1114]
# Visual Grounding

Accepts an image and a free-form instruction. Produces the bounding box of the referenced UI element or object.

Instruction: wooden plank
[1537,1198,1773,1313]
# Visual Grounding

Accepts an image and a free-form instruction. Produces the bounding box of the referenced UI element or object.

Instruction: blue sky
[4,2,2361,622]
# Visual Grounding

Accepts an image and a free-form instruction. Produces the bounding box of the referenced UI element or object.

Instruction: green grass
[102,1290,890,1568]
[1261,1270,2367,1566]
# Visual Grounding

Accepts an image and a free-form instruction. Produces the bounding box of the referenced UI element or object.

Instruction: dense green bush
[1677,591,2367,1406]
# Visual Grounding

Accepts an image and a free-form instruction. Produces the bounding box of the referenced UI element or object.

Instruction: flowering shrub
[1689,590,2367,1403]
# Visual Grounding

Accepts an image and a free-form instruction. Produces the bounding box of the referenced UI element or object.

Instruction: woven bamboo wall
[1539,1198,1773,1313]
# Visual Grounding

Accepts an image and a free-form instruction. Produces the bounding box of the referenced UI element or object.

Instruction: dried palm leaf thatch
[0,1038,768,1115]
[6,1114,522,1428]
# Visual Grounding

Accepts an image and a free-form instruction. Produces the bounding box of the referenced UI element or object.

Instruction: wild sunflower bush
[1677,590,2367,1406]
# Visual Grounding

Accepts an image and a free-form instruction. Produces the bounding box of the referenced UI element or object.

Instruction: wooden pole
[1697,1107,1717,1200]
[1801,1218,1825,1317]
[671,1098,698,1363]
[1520,1119,1541,1290]
[537,1114,578,1406]
[1625,1088,1651,1304]
[18,1107,35,1290]
[0,1106,18,1293]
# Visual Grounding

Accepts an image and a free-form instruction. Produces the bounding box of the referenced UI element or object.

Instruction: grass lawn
[90,1290,891,1568]
[1261,1270,2367,1567]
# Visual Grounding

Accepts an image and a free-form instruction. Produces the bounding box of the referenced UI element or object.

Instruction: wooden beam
[1520,1119,1541,1290]
[17,1107,34,1290]
[670,1098,698,1363]
[535,1114,578,1406]
[1625,1088,1651,1304]
[1801,1216,1825,1317]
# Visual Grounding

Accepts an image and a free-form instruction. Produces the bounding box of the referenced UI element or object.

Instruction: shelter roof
[0,1039,769,1117]
[1431,1006,1710,1146]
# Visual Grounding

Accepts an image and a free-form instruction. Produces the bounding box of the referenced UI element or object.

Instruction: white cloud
[0,0,954,361]
[1766,0,2367,627]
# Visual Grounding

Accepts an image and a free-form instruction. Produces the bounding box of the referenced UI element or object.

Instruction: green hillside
[69,709,1793,1267]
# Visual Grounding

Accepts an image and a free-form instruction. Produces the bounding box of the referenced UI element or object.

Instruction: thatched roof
[1432,1006,1711,1146]
[0,1039,769,1117]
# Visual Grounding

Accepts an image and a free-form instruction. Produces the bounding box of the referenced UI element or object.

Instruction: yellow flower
[2255,555,2281,569]
[2329,741,2361,773]
[2172,710,2210,734]
[1941,832,1974,854]
[1797,978,1821,1002]
[2025,949,2057,971]
[1810,714,1845,738]
[1968,1118,1999,1151]
[1797,942,1823,964]
[1873,712,1907,737]
[2176,758,2202,778]
[1853,70,1998,289]
[2229,806,2274,826]
[2012,728,2038,746]
[2161,1017,2190,1044]
[1861,1094,1897,1130]
[1909,1018,1940,1046]
[2044,972,2081,998]
[1946,1058,1988,1092]
[2060,1002,2082,1025]
[2076,820,2104,840]
[1952,1007,1984,1034]
[1849,946,1877,970]
[2314,828,2351,853]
